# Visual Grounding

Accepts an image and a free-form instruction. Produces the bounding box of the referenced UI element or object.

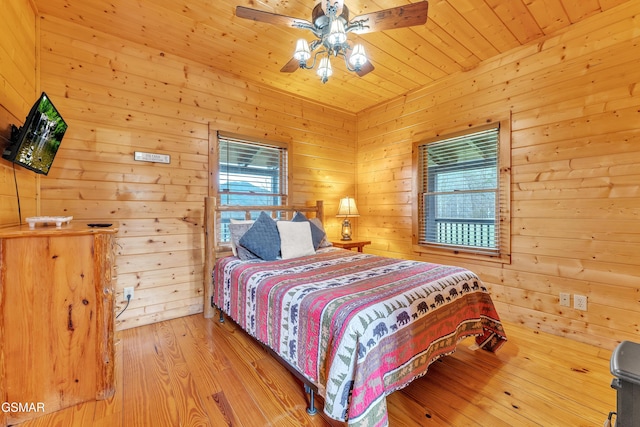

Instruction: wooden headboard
[203,196,324,318]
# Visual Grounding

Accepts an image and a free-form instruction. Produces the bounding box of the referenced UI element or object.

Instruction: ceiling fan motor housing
[313,3,350,28]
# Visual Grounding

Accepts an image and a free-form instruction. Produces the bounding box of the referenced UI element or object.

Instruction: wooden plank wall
[4,0,636,350]
[35,15,356,330]
[356,1,640,350]
[0,0,38,226]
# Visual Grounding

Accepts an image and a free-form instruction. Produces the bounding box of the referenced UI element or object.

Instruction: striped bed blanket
[213,247,507,427]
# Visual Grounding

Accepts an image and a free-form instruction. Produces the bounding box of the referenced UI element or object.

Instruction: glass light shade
[340,218,353,241]
[293,39,311,61]
[317,57,333,80]
[337,196,359,217]
[349,44,368,68]
[328,19,347,46]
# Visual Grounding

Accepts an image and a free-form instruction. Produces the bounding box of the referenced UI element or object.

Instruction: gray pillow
[239,211,281,261]
[229,223,260,261]
[292,211,325,250]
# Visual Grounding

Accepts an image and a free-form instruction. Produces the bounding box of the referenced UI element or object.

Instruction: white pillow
[276,221,316,259]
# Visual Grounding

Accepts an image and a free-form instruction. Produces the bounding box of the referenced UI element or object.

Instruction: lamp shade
[328,19,347,46]
[293,39,311,61]
[337,197,359,217]
[349,44,367,69]
[317,57,333,79]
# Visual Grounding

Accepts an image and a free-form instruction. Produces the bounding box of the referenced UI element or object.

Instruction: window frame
[412,120,511,264]
[212,130,290,242]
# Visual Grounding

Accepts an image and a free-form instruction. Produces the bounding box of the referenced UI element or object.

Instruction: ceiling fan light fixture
[317,57,333,83]
[293,39,311,62]
[237,1,429,82]
[349,44,367,69]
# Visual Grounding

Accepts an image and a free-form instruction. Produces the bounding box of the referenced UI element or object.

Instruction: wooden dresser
[0,221,118,425]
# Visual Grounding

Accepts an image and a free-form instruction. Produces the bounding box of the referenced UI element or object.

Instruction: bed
[203,197,507,427]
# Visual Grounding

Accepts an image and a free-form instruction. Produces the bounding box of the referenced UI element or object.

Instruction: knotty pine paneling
[5,0,634,351]
[0,0,38,227]
[356,1,640,350]
[37,15,356,330]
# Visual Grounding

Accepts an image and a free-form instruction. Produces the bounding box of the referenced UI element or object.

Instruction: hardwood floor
[16,314,617,426]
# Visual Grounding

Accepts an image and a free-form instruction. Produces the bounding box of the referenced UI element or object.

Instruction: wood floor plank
[215,366,274,426]
[401,359,526,427]
[505,330,613,387]
[153,321,215,426]
[14,316,618,427]
[449,344,613,421]
[457,331,616,413]
[395,380,498,426]
[181,314,291,426]
[251,356,327,425]
[170,316,239,426]
[121,324,182,426]
[386,388,455,427]
[213,321,312,426]
[430,355,594,426]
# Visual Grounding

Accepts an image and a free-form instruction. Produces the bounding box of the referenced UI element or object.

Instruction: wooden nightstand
[331,239,371,252]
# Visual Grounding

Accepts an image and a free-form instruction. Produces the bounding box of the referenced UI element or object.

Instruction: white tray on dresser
[25,216,73,229]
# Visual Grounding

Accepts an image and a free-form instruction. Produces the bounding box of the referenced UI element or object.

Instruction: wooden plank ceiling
[33,0,630,113]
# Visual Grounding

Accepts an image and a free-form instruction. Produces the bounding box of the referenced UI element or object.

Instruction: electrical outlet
[574,294,587,311]
[559,292,571,307]
[124,287,134,301]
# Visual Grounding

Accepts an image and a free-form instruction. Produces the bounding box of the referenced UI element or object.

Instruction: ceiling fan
[236,0,429,83]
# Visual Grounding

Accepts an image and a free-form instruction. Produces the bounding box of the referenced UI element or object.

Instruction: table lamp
[337,196,359,241]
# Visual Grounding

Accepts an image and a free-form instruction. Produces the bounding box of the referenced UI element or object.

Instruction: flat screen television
[2,92,68,175]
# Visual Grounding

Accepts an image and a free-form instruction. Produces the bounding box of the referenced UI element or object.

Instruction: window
[216,132,288,241]
[414,122,510,262]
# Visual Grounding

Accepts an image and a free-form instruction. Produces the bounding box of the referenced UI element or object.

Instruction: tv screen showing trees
[2,92,68,175]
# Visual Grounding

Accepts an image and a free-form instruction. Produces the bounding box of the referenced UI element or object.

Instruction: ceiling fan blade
[350,1,429,34]
[345,48,374,77]
[280,57,300,73]
[356,61,374,77]
[236,6,310,28]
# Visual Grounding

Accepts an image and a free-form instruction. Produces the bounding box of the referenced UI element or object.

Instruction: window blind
[418,126,500,254]
[217,134,288,207]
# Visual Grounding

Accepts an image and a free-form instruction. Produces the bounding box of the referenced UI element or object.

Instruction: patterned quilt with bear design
[213,247,507,427]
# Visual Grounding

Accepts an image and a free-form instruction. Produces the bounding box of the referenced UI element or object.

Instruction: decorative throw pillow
[230,218,254,224]
[277,220,316,259]
[236,245,259,261]
[239,211,281,261]
[309,217,332,248]
[228,220,252,255]
[228,223,259,260]
[230,219,254,227]
[292,211,326,250]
